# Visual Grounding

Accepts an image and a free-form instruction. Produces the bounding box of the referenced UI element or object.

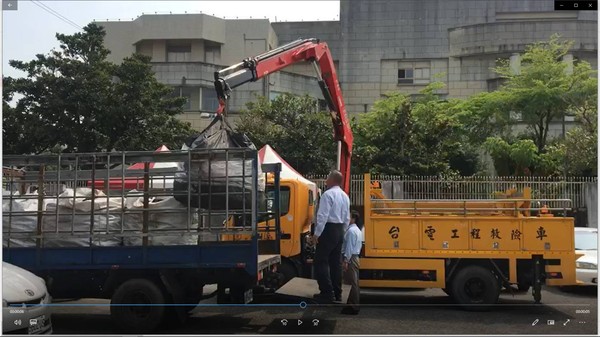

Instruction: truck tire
[110,278,166,333]
[450,265,500,310]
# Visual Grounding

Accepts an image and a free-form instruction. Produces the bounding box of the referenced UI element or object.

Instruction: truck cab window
[265,186,290,216]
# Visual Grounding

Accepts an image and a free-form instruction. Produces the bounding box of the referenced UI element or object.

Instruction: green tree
[492,34,597,153]
[353,83,479,176]
[236,93,336,175]
[3,24,193,154]
[541,107,598,176]
[453,90,513,145]
[483,137,541,176]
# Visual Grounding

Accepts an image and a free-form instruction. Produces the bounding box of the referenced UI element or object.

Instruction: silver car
[2,262,52,334]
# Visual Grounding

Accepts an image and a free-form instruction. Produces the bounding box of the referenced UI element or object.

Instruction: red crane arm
[214,38,353,193]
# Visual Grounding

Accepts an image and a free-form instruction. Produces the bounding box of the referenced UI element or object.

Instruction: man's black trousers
[315,222,344,299]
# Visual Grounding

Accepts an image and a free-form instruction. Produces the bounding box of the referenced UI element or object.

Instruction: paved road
[51,286,596,335]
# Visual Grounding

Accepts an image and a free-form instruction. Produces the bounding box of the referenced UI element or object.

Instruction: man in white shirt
[312,170,350,303]
[341,210,362,315]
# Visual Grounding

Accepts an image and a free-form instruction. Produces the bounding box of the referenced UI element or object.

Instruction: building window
[201,87,219,112]
[205,45,221,64]
[414,68,430,84]
[167,44,191,62]
[398,68,414,84]
[397,60,432,85]
[487,78,506,92]
[170,86,200,111]
[180,87,195,111]
[269,91,283,101]
[510,111,523,121]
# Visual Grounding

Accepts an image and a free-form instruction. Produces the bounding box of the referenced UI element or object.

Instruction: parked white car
[575,227,598,286]
[2,262,52,334]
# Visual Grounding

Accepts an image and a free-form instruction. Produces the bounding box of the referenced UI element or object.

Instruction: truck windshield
[575,231,598,250]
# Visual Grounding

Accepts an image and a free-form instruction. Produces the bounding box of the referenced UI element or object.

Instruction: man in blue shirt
[313,170,350,303]
[341,210,362,315]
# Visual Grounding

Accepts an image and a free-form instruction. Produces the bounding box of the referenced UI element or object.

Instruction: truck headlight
[576,261,597,270]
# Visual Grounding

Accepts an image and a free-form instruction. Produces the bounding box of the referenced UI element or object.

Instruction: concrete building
[274,0,597,138]
[99,0,597,138]
[99,14,322,130]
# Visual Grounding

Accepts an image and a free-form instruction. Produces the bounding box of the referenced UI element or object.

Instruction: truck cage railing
[364,173,573,217]
[2,148,276,248]
[370,198,573,217]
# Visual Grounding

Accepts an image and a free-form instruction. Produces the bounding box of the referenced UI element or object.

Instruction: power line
[32,0,81,29]
[31,0,82,30]
[33,0,82,29]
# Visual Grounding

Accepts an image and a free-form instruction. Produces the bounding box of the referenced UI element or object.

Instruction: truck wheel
[110,279,166,333]
[450,265,500,311]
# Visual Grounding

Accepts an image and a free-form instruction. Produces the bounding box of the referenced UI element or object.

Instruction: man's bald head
[326,170,344,188]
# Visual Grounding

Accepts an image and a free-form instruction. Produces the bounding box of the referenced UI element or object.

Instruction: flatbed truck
[2,148,283,333]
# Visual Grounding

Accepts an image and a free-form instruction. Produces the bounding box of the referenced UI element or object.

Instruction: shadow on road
[547,285,597,297]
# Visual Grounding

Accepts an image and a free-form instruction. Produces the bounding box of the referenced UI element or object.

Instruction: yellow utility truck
[240,174,579,307]
[360,173,579,307]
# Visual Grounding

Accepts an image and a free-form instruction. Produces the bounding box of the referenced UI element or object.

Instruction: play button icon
[298,319,303,326]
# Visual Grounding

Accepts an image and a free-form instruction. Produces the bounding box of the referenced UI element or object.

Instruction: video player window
[2,0,598,335]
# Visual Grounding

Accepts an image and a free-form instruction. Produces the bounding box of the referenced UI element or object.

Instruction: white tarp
[3,187,215,247]
[123,193,202,246]
[3,188,122,247]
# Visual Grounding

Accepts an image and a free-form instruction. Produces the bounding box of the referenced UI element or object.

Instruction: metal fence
[306,174,597,209]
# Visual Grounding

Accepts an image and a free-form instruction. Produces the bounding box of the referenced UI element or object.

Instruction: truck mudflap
[274,277,351,304]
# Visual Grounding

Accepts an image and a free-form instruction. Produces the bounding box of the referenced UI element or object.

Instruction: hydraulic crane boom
[213,38,353,194]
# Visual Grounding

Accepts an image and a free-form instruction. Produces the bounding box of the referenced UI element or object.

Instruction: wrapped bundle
[41,188,124,247]
[173,115,265,210]
[123,195,200,246]
[3,188,124,247]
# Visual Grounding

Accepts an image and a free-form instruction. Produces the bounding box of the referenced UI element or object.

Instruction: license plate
[28,315,46,334]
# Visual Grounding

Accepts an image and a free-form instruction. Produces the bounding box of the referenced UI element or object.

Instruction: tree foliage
[491,34,597,153]
[3,24,194,154]
[235,93,336,175]
[460,35,598,176]
[542,107,598,177]
[352,83,480,176]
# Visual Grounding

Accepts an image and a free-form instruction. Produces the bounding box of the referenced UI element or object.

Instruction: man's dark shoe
[341,306,359,315]
[334,295,342,303]
[313,293,334,303]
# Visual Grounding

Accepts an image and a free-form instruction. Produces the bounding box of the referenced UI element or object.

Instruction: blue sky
[2,1,339,78]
